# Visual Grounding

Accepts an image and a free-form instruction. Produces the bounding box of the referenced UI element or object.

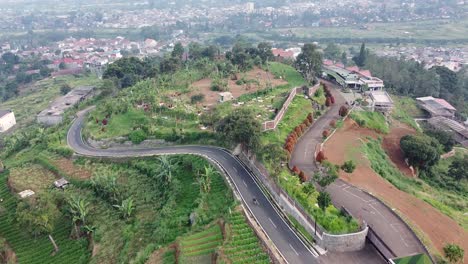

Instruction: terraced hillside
[222,211,270,264]
[179,224,224,263]
[0,172,89,264]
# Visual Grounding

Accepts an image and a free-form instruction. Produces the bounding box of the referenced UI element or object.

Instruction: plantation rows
[0,172,89,264]
[179,225,223,260]
[223,212,270,264]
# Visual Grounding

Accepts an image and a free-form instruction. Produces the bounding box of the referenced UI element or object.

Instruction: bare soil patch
[52,158,92,179]
[190,67,287,106]
[324,119,468,259]
[382,121,417,177]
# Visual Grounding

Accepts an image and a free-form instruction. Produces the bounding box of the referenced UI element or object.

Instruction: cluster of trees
[215,108,262,150]
[323,43,348,66]
[103,57,158,88]
[225,41,274,71]
[0,52,53,101]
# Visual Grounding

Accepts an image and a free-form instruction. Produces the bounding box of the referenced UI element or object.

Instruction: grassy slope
[0,75,100,130]
[391,96,424,131]
[362,138,467,229]
[393,253,432,264]
[350,111,390,133]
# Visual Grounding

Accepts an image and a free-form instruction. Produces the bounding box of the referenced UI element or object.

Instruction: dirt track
[324,119,468,261]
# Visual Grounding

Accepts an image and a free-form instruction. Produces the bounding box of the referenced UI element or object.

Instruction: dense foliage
[215,108,262,149]
[400,134,442,169]
[295,43,323,84]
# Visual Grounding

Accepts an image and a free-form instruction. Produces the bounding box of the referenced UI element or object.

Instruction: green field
[350,111,390,133]
[391,96,425,130]
[222,211,270,264]
[179,224,224,263]
[276,19,468,41]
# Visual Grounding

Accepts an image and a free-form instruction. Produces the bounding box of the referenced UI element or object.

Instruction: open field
[323,118,468,260]
[0,74,100,130]
[275,19,468,41]
[8,164,57,193]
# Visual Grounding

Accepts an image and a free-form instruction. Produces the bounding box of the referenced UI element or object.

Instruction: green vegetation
[362,138,468,229]
[391,96,424,130]
[258,93,359,234]
[393,253,432,264]
[311,86,326,105]
[0,74,100,129]
[341,160,356,173]
[222,211,270,264]
[400,134,442,169]
[179,224,223,262]
[443,243,464,264]
[268,61,305,88]
[350,111,389,133]
[0,171,90,264]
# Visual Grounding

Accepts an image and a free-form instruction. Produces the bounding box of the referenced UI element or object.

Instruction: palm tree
[113,197,135,220]
[198,166,216,194]
[156,156,175,186]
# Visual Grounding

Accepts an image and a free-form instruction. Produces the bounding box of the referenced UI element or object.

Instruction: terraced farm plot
[178,224,224,263]
[0,172,89,264]
[222,211,270,264]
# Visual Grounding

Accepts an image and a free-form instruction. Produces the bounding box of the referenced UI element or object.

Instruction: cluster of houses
[374,46,468,72]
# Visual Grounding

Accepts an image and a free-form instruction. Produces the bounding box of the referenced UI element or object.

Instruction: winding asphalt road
[290,80,426,261]
[68,108,319,264]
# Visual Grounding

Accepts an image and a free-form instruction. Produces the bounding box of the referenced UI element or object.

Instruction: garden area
[83,61,306,146]
[0,147,259,264]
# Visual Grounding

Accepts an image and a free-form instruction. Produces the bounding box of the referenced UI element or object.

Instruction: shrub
[341,160,356,173]
[190,94,205,104]
[339,106,348,117]
[325,97,332,107]
[298,171,308,182]
[50,146,74,158]
[322,130,330,138]
[102,119,108,126]
[426,129,456,153]
[307,113,314,123]
[292,166,300,175]
[316,151,326,163]
[330,120,337,128]
[330,95,335,104]
[128,130,147,144]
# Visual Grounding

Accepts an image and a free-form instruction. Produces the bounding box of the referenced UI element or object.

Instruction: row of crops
[0,172,90,264]
[178,224,224,263]
[223,211,270,264]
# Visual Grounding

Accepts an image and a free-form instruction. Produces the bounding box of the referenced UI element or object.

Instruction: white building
[0,110,16,132]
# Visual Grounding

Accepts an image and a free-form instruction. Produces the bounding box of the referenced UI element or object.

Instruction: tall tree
[171,42,184,59]
[323,43,342,61]
[257,42,274,64]
[448,155,468,182]
[400,134,442,169]
[295,43,323,84]
[317,191,331,211]
[353,43,368,67]
[341,52,348,66]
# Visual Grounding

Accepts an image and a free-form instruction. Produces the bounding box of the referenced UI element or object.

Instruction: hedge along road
[67,107,320,264]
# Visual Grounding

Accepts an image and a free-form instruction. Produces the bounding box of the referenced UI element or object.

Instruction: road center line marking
[289,243,299,256]
[269,218,277,229]
[243,180,247,187]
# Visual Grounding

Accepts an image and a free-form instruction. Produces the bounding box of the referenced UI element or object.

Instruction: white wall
[0,112,16,132]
